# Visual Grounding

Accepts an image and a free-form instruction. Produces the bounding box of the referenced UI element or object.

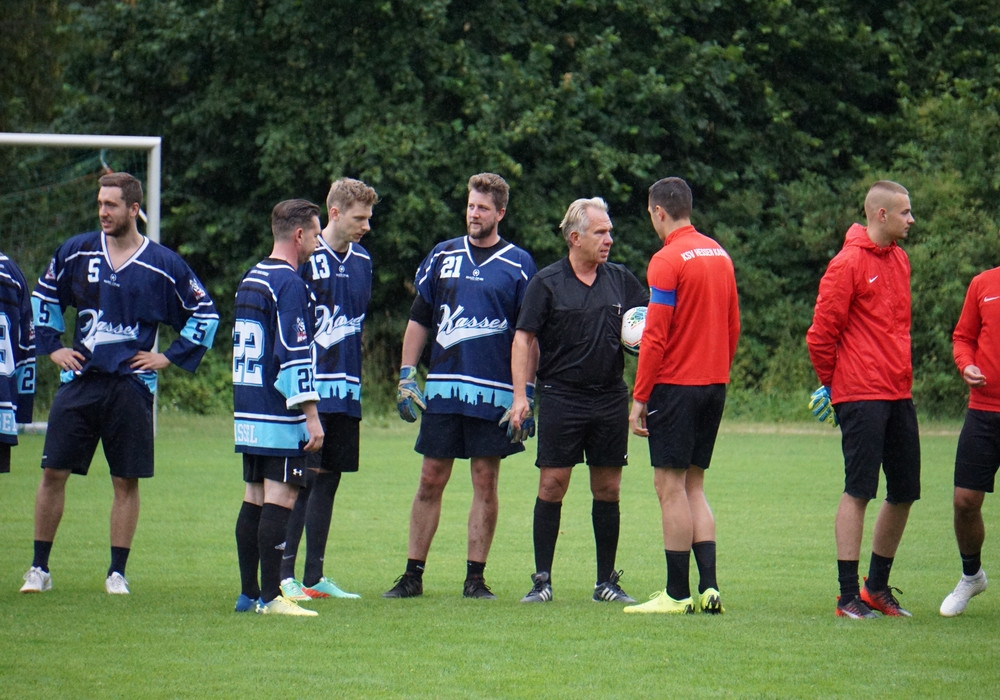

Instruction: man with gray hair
[510,197,648,604]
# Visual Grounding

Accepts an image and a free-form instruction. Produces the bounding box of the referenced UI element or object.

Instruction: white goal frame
[0,132,161,243]
[0,132,163,433]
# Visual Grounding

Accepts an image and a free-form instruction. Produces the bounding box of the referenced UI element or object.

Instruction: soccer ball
[620,306,646,356]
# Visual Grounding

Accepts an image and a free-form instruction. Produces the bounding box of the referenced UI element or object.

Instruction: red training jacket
[806,223,912,403]
[953,265,1000,412]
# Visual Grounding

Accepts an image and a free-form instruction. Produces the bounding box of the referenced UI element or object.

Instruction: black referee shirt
[516,257,648,392]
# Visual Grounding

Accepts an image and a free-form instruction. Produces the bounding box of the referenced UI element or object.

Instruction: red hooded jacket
[806,223,912,403]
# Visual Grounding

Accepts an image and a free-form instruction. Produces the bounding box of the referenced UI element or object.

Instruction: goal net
[0,132,162,425]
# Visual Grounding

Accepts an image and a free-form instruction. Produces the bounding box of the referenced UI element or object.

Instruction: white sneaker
[940,569,987,617]
[105,571,130,595]
[257,594,318,617]
[20,566,52,593]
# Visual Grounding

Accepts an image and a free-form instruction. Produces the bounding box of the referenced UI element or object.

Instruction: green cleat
[623,589,695,614]
[280,578,311,601]
[304,577,360,599]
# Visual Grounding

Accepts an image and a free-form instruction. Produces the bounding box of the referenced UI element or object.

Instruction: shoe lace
[881,586,904,607]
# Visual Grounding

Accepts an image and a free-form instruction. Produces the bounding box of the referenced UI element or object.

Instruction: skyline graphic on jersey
[425,376,513,409]
[313,304,364,349]
[78,308,140,350]
[434,303,509,349]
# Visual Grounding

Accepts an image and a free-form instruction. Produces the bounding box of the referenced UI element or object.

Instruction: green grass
[2,414,999,698]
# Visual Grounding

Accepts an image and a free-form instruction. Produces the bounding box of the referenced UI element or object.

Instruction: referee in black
[510,197,648,604]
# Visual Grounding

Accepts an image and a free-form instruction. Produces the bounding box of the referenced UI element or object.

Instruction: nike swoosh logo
[985,296,1000,303]
[868,276,878,284]
[647,409,659,416]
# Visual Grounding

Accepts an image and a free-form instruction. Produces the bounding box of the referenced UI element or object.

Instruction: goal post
[0,132,164,433]
[0,132,161,244]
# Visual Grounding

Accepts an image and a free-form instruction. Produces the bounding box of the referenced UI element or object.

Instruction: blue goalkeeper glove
[499,386,535,443]
[397,365,426,423]
[808,385,838,427]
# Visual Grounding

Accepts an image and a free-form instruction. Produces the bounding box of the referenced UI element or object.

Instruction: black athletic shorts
[646,384,726,470]
[415,412,524,460]
[0,443,10,473]
[315,413,361,473]
[836,399,921,503]
[41,373,154,478]
[955,408,1000,493]
[536,385,629,468]
[242,453,311,487]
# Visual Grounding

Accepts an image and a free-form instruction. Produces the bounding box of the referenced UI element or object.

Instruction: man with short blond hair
[279,179,378,602]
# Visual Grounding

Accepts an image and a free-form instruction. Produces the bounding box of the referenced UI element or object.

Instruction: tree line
[2,0,999,417]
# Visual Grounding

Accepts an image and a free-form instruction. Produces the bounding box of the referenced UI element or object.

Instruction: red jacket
[633,225,740,403]
[806,223,912,403]
[953,266,1000,412]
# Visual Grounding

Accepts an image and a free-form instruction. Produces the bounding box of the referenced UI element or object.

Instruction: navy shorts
[836,399,921,503]
[954,408,1000,493]
[41,373,154,478]
[646,384,726,470]
[415,412,524,460]
[0,443,10,473]
[536,386,629,468]
[242,453,311,487]
[315,413,361,473]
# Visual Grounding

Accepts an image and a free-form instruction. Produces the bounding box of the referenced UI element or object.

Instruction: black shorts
[315,413,361,473]
[415,412,524,460]
[836,399,921,503]
[646,384,726,470]
[536,386,629,468]
[0,443,10,473]
[955,408,1000,493]
[41,373,154,478]
[242,453,311,487]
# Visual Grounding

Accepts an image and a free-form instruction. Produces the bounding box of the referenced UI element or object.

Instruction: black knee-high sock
[665,549,691,600]
[281,486,309,581]
[592,499,620,584]
[533,498,562,575]
[866,552,894,591]
[303,470,341,586]
[259,503,293,603]
[235,501,262,599]
[838,559,860,601]
[692,540,718,594]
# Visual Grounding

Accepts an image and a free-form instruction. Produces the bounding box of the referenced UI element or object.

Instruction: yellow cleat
[698,587,724,614]
[623,589,695,614]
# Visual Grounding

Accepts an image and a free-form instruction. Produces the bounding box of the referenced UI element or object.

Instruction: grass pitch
[2,414,999,698]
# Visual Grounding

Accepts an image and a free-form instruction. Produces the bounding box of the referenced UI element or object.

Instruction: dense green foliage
[2,1,1000,415]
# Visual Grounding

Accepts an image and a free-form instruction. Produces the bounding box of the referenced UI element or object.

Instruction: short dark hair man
[21,172,218,596]
[233,199,324,616]
[623,177,740,615]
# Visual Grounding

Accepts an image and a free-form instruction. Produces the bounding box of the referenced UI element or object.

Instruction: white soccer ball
[620,306,646,356]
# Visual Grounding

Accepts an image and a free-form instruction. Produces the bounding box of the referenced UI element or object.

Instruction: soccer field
[2,414,999,698]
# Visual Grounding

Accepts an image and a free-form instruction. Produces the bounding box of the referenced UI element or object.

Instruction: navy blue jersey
[234,259,320,456]
[0,252,35,444]
[31,231,218,393]
[414,236,536,421]
[302,239,371,419]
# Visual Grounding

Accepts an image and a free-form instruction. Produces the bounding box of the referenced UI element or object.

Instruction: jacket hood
[843,222,895,256]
